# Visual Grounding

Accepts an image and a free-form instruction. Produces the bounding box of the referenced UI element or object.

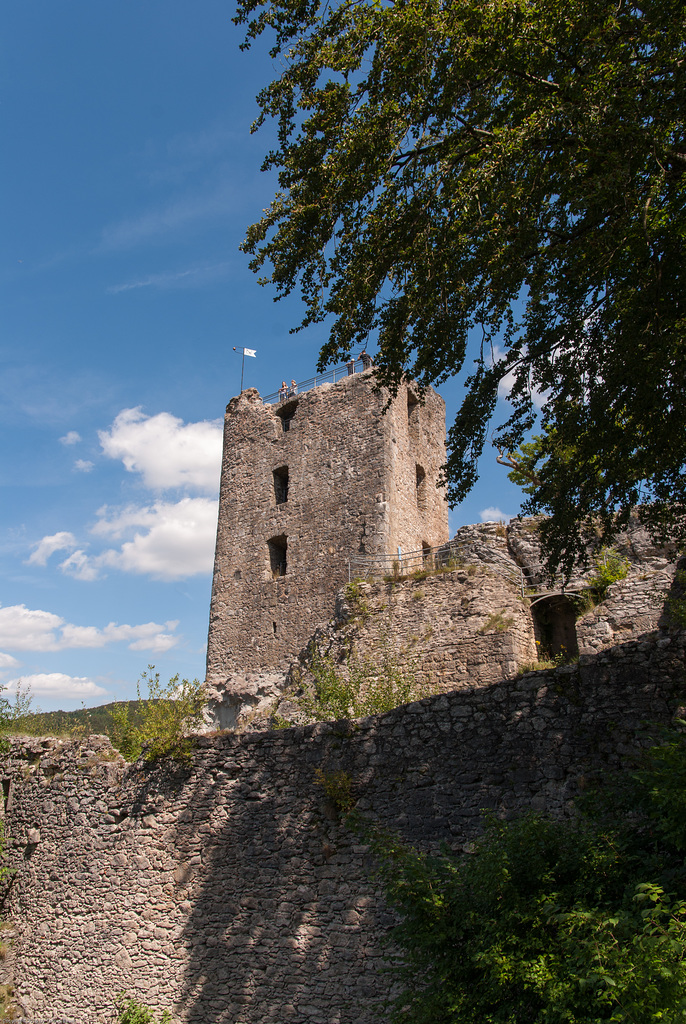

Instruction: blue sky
[1,0,527,711]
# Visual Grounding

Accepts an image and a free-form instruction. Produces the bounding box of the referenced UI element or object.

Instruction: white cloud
[89,497,218,581]
[99,408,222,493]
[27,531,78,567]
[5,673,107,700]
[58,550,101,582]
[108,261,233,294]
[0,603,179,653]
[74,459,94,473]
[59,430,81,446]
[60,620,180,654]
[480,507,513,523]
[0,653,20,669]
[0,606,64,650]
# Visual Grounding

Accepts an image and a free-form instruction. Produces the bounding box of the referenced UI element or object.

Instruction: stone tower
[206,368,449,726]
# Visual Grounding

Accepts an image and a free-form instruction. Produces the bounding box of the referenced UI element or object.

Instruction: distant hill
[11,700,148,740]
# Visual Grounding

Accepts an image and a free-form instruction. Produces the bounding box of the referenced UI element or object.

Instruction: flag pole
[233,346,256,391]
[232,346,245,392]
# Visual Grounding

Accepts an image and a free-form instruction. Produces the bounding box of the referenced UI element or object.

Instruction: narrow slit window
[273,466,289,505]
[407,391,419,426]
[416,465,427,510]
[268,535,287,578]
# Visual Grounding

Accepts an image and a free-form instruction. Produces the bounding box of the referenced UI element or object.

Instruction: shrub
[115,994,172,1024]
[110,667,206,763]
[315,768,356,814]
[276,643,429,725]
[0,681,36,745]
[372,724,686,1024]
[584,547,630,603]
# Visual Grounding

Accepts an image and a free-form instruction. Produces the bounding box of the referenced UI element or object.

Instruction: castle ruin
[2,366,685,1021]
[206,366,449,726]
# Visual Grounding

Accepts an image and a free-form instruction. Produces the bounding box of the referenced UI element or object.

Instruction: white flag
[243,348,257,358]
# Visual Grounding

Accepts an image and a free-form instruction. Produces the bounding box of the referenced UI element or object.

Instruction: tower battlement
[206,369,449,724]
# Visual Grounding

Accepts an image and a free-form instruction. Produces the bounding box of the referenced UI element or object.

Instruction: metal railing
[347,543,625,602]
[348,540,524,592]
[263,358,370,404]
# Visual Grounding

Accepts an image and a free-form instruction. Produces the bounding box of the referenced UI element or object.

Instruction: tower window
[273,466,289,504]
[277,400,298,433]
[407,391,419,425]
[416,465,427,510]
[268,535,287,578]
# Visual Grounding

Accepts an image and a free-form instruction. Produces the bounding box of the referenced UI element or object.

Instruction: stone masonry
[284,564,537,709]
[4,630,686,1022]
[206,372,448,727]
[261,517,678,730]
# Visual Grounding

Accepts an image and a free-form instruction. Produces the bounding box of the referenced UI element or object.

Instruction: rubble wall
[4,632,686,1023]
[206,375,448,726]
[297,564,537,698]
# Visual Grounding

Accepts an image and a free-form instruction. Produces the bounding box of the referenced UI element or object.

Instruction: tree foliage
[236,0,686,572]
[371,726,686,1023]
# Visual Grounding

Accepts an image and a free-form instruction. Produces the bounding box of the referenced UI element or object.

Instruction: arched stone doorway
[530,594,579,661]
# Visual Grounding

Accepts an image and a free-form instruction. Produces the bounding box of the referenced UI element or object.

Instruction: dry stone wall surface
[246,519,681,729]
[505,516,678,656]
[507,514,677,582]
[292,565,537,701]
[4,632,686,1023]
[577,570,679,655]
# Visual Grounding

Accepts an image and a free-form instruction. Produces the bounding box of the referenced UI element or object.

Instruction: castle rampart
[4,630,686,1021]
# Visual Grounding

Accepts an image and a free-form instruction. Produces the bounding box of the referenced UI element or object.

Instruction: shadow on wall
[658,554,686,632]
[531,595,580,660]
[155,633,686,1023]
[162,733,388,1024]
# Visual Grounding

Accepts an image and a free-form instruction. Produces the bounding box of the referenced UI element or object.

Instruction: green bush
[276,643,429,725]
[0,681,36,745]
[110,667,206,763]
[372,724,686,1024]
[115,994,172,1024]
[313,647,423,719]
[315,768,356,814]
[583,547,630,603]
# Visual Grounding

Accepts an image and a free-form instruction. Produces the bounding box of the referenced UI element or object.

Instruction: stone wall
[206,374,448,727]
[287,564,537,705]
[576,569,679,655]
[239,520,681,728]
[4,631,686,1023]
[447,518,679,660]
